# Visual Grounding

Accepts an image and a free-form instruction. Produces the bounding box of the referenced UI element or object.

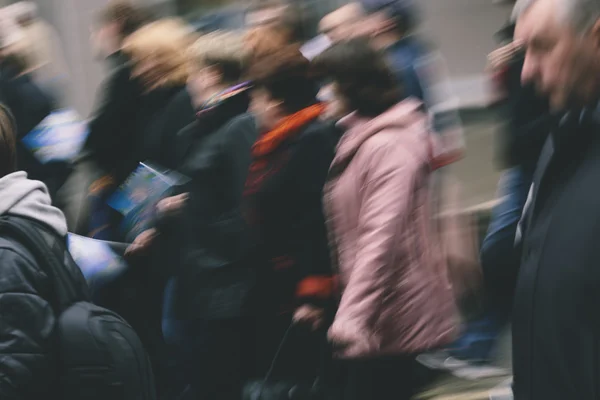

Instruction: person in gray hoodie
[0,104,72,399]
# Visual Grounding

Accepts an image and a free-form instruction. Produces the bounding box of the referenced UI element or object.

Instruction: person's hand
[156,193,189,216]
[328,328,353,350]
[486,41,523,71]
[125,228,157,256]
[293,305,325,331]
[328,327,373,357]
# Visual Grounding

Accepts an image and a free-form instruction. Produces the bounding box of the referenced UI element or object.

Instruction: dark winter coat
[163,91,256,320]
[117,84,191,184]
[84,52,141,175]
[0,172,81,399]
[242,118,335,318]
[513,109,600,400]
[498,57,556,172]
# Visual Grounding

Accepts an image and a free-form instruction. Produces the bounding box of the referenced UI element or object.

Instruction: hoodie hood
[0,171,68,236]
[334,99,433,168]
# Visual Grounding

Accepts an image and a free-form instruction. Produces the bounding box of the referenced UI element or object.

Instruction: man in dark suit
[511,0,600,398]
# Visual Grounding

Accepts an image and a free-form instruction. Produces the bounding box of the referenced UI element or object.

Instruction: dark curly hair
[248,46,318,114]
[312,38,401,117]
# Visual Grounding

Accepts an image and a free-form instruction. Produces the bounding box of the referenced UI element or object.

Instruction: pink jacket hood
[334,99,433,169]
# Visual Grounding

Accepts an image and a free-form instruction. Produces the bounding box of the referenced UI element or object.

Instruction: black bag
[243,324,336,400]
[0,216,156,400]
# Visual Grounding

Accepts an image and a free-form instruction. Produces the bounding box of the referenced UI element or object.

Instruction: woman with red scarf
[244,46,336,381]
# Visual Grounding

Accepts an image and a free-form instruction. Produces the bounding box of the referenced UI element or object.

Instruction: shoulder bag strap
[0,215,89,312]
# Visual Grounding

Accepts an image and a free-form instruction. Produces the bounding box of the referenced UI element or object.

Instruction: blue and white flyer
[21,109,89,164]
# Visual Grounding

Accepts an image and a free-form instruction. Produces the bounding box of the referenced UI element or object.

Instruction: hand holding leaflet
[107,162,190,242]
[67,233,128,295]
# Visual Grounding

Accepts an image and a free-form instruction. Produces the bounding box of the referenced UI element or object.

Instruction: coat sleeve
[0,248,55,399]
[85,65,138,173]
[330,140,417,354]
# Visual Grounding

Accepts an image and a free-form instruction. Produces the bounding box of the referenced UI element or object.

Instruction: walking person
[243,45,336,382]
[510,0,600,398]
[358,0,464,166]
[127,31,256,400]
[418,2,556,376]
[0,33,72,201]
[0,104,80,399]
[312,39,457,400]
[59,1,151,233]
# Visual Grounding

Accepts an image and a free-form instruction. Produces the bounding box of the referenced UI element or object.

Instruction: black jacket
[84,52,141,175]
[513,110,600,400]
[499,57,556,171]
[0,68,64,196]
[152,89,195,169]
[0,236,57,399]
[163,92,256,320]
[243,118,335,317]
[0,67,53,163]
[118,84,192,184]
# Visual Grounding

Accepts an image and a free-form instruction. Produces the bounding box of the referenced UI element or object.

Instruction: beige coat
[325,100,458,359]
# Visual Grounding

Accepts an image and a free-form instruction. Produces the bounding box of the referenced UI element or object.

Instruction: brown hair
[312,38,400,117]
[244,26,290,62]
[189,31,248,84]
[98,1,152,39]
[248,46,317,114]
[0,104,17,177]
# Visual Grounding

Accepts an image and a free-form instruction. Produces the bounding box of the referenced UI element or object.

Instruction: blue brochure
[107,162,189,242]
[67,233,128,294]
[21,109,89,164]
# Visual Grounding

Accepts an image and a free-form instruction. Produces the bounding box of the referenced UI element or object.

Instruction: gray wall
[419,0,513,106]
[22,0,110,116]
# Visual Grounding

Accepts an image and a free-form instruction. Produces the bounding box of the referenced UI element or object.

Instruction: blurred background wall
[7,0,513,116]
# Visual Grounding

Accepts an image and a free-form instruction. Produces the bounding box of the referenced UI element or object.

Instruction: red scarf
[252,103,325,158]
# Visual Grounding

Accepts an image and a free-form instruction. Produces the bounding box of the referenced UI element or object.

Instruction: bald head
[319,3,365,43]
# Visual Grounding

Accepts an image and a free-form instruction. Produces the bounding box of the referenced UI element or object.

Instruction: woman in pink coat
[313,39,458,399]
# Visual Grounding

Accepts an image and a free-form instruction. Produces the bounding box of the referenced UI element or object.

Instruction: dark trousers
[451,166,533,361]
[162,279,251,400]
[340,356,419,400]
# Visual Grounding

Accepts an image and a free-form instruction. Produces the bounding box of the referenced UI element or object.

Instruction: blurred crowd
[2,0,600,400]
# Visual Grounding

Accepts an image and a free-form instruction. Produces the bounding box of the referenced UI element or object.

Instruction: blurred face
[318,82,350,121]
[130,53,163,91]
[515,0,600,110]
[320,5,364,43]
[250,87,284,132]
[186,63,221,109]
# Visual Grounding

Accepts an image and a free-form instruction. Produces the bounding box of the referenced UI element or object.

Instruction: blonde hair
[189,30,248,82]
[123,18,193,89]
